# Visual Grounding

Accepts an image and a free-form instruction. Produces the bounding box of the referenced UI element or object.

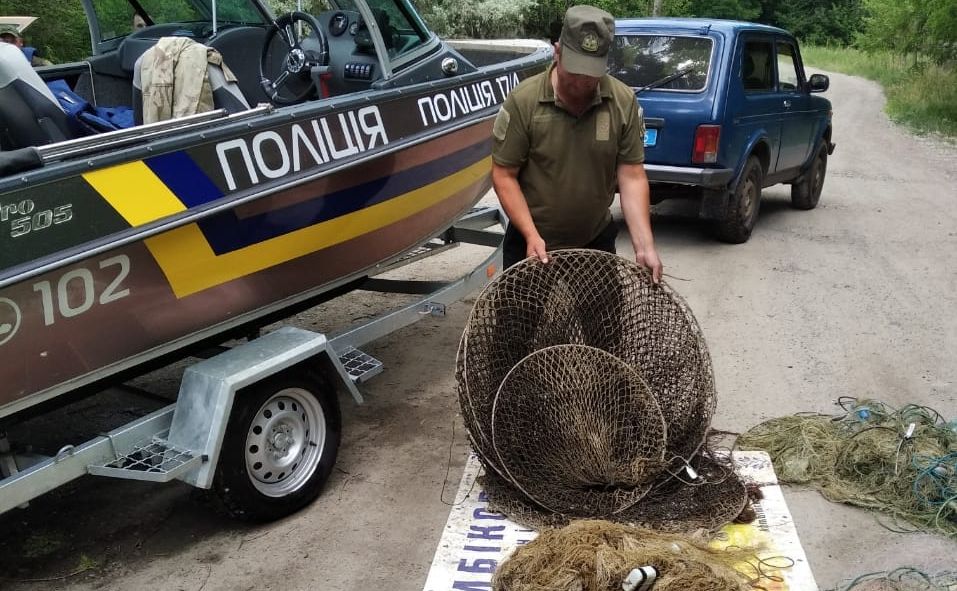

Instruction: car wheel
[212,370,341,521]
[712,156,762,244]
[791,142,828,210]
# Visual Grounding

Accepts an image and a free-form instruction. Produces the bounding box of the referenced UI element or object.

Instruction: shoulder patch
[493,108,510,141]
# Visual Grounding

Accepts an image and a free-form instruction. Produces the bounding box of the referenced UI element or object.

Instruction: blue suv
[610,19,835,242]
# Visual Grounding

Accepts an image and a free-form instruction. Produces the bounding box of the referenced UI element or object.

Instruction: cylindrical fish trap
[456,249,742,528]
[491,344,667,516]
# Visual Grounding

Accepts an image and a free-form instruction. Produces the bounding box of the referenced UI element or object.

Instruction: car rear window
[610,35,713,91]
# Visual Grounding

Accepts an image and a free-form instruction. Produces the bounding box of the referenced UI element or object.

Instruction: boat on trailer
[0,0,549,519]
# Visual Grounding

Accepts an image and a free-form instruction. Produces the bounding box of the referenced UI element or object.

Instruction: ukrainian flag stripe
[146,156,490,298]
[145,151,223,208]
[82,161,187,226]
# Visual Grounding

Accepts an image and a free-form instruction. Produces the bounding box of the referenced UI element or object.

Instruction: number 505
[11,205,73,238]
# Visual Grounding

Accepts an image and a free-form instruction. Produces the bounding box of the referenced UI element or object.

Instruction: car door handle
[783,100,792,108]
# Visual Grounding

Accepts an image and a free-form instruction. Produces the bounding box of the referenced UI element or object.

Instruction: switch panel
[345,63,375,80]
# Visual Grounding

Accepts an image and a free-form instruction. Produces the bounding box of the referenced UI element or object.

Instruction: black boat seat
[0,42,75,150]
[132,44,250,126]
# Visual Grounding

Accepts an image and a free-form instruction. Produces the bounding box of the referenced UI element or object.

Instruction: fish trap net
[456,249,742,528]
[491,344,667,516]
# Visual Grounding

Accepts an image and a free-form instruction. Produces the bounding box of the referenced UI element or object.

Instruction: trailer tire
[212,370,341,521]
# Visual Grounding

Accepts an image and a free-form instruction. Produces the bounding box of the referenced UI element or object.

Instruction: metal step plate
[338,347,384,384]
[88,432,202,483]
[373,240,456,275]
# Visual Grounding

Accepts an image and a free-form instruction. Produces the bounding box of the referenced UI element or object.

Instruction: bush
[803,45,957,137]
[418,0,538,39]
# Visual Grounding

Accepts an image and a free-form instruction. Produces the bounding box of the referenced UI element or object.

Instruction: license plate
[644,128,658,147]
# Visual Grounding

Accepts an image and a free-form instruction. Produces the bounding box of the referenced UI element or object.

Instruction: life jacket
[46,79,135,135]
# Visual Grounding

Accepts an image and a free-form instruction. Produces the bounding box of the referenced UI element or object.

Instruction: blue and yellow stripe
[82,142,490,298]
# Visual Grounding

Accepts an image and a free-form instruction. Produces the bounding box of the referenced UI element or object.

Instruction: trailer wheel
[213,370,341,521]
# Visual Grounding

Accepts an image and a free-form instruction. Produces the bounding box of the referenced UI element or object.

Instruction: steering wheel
[260,11,330,105]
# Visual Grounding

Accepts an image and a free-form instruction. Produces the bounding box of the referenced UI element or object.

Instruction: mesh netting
[618,451,749,532]
[480,450,748,532]
[456,249,744,529]
[737,397,957,539]
[491,345,667,516]
[491,520,754,591]
[458,249,716,475]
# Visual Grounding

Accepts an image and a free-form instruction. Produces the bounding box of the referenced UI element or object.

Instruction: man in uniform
[491,5,662,283]
[0,24,52,67]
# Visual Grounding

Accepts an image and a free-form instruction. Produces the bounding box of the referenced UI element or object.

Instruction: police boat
[0,0,551,423]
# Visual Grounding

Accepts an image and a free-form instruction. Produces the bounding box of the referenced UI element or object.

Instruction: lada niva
[611,18,835,242]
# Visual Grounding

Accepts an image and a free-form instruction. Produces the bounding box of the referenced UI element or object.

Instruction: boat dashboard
[113,7,440,103]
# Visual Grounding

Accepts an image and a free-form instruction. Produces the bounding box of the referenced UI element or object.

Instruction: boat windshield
[89,0,267,42]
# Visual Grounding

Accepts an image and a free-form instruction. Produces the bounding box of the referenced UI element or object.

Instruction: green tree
[686,0,761,21]
[0,0,90,62]
[859,0,956,63]
[773,0,865,46]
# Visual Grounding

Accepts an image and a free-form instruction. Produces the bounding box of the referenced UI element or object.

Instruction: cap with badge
[0,24,22,40]
[558,5,615,77]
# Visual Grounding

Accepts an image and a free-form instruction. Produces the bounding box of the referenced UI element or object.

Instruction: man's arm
[617,162,662,283]
[492,163,549,263]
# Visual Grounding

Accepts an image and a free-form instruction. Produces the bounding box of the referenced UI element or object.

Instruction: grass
[802,45,957,138]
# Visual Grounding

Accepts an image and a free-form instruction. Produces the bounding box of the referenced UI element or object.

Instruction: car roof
[614,17,789,36]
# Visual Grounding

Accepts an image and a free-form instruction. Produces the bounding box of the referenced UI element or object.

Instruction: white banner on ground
[423,450,818,591]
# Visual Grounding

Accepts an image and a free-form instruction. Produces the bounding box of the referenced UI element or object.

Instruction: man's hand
[525,235,549,264]
[617,162,662,284]
[635,245,662,284]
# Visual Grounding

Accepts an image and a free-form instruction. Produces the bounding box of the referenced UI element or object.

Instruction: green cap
[559,5,615,77]
[0,24,21,39]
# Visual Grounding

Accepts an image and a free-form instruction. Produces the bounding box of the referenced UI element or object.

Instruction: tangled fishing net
[829,567,957,591]
[456,249,747,531]
[491,520,757,591]
[737,397,957,538]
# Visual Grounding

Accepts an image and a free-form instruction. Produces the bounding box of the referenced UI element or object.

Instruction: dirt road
[2,69,956,590]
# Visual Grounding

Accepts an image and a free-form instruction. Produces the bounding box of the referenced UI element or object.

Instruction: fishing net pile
[491,520,756,591]
[830,567,957,591]
[456,249,748,531]
[737,397,957,538]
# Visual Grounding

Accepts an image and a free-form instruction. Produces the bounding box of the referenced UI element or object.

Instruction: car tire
[791,142,828,210]
[712,156,762,244]
[211,369,341,522]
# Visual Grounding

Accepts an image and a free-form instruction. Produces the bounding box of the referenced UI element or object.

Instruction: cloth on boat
[139,37,237,123]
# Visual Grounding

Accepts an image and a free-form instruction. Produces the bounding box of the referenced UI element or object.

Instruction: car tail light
[692,125,721,164]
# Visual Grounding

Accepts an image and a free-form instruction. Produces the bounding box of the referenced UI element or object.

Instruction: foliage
[0,0,91,62]
[4,0,952,68]
[771,0,865,46]
[858,0,957,64]
[686,0,760,21]
[803,45,957,137]
[416,0,538,39]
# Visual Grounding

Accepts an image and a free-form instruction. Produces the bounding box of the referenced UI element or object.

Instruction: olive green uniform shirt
[492,63,646,249]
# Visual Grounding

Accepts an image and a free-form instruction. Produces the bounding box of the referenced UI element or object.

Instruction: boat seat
[132,43,250,125]
[0,42,75,150]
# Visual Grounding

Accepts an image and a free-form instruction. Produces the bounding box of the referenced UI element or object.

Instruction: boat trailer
[0,205,506,518]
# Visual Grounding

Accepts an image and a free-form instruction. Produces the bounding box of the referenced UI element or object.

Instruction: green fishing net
[737,397,957,538]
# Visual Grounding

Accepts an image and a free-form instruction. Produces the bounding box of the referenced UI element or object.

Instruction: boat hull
[0,55,550,419]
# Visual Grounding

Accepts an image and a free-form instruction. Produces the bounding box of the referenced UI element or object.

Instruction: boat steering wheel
[260,12,330,105]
